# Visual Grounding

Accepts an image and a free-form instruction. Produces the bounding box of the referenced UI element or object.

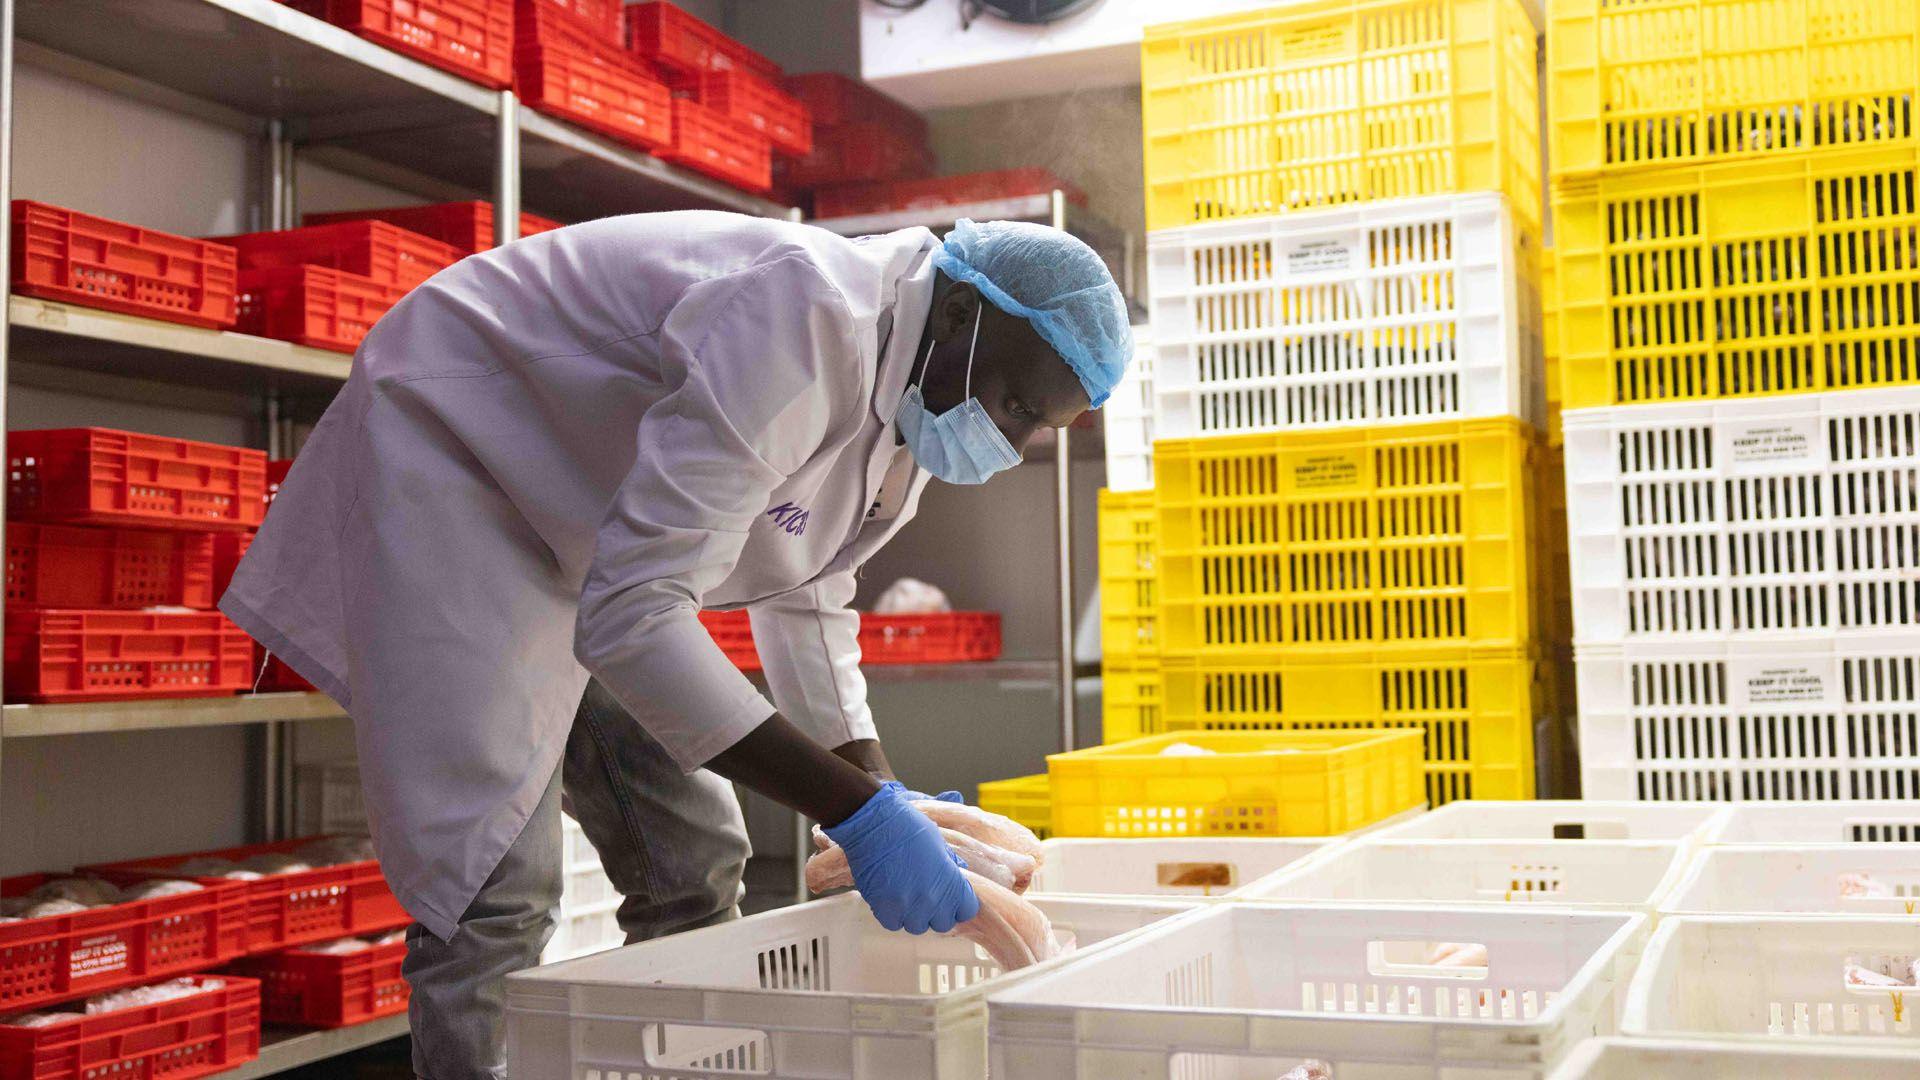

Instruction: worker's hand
[824,781,981,934]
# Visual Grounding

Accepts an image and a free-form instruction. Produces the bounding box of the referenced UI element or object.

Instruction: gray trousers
[402,679,752,1078]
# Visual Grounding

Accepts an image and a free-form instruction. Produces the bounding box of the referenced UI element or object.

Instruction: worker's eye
[1008,398,1034,420]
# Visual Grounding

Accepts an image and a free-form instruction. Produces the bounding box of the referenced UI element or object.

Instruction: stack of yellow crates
[1094,0,1573,807]
[1547,1,1920,801]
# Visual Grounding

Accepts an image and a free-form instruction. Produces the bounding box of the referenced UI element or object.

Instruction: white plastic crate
[1238,839,1686,910]
[989,904,1648,1079]
[1027,837,1336,900]
[1708,802,1920,845]
[504,893,1194,1080]
[1146,192,1542,438]
[1622,916,1920,1046]
[1663,846,1920,917]
[1550,1037,1920,1079]
[1372,800,1725,842]
[1101,325,1154,492]
[1577,635,1920,801]
[1563,387,1920,647]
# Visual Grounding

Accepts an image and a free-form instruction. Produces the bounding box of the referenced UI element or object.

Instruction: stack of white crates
[297,759,626,964]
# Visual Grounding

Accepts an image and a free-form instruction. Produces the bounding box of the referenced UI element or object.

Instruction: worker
[220,211,1131,1077]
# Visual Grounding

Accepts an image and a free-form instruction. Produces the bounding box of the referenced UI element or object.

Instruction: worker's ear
[930,281,981,343]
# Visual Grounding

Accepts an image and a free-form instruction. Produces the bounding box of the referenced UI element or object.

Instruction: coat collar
[872,240,938,427]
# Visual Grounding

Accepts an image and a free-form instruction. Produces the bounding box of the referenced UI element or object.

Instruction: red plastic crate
[209,531,249,609]
[236,264,407,353]
[694,69,811,156]
[0,976,260,1080]
[624,1,779,80]
[84,839,408,955]
[813,169,1088,219]
[208,220,461,291]
[774,121,935,190]
[288,0,513,88]
[303,202,563,254]
[516,25,674,151]
[10,200,237,330]
[229,938,408,1028]
[0,876,249,1015]
[858,612,1001,665]
[782,72,928,143]
[663,97,773,192]
[516,0,619,46]
[6,524,217,610]
[3,609,256,703]
[8,428,267,532]
[698,609,759,672]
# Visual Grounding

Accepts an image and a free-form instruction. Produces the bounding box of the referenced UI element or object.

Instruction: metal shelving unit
[0,0,791,1068]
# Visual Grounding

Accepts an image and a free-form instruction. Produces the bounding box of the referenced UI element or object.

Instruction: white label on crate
[1730,658,1834,707]
[1284,238,1354,276]
[1722,417,1821,468]
[1288,450,1365,491]
[70,933,130,980]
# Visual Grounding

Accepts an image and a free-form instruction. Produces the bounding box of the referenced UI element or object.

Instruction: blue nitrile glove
[826,782,981,934]
[903,788,965,804]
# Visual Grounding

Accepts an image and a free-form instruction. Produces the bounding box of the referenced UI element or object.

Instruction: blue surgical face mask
[897,307,1021,485]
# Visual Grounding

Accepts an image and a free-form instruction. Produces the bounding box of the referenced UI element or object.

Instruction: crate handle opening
[1842,954,1920,999]
[640,1023,773,1075]
[1366,940,1487,981]
[1549,819,1630,840]
[1156,861,1235,889]
[1838,872,1920,908]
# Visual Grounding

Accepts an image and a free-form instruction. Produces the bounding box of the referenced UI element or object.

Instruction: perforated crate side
[1097,487,1158,663]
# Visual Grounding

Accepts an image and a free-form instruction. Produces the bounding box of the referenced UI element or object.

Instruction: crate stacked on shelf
[622,2,789,193]
[777,72,935,206]
[1085,0,1560,808]
[695,608,1005,672]
[3,428,267,704]
[1546,0,1920,802]
[284,0,515,87]
[516,0,673,154]
[212,217,461,353]
[304,201,565,254]
[10,200,240,330]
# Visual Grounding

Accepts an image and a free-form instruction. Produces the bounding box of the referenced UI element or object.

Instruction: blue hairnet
[932,219,1132,409]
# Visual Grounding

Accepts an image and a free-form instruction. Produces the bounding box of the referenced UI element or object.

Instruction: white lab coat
[221,212,938,938]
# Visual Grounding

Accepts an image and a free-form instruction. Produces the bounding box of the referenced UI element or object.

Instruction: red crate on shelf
[515,19,674,151]
[624,1,779,80]
[664,97,773,192]
[288,0,513,88]
[230,938,407,1028]
[208,221,461,291]
[209,531,248,607]
[516,0,620,45]
[10,200,238,330]
[237,264,408,353]
[782,72,927,143]
[6,524,217,610]
[8,428,267,532]
[0,975,260,1080]
[303,202,564,254]
[698,609,759,672]
[858,612,1001,665]
[774,121,935,190]
[694,69,811,156]
[4,609,256,703]
[813,169,1088,220]
[0,875,249,1015]
[84,839,408,955]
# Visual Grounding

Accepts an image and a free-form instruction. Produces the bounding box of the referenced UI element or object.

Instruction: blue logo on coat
[767,501,809,536]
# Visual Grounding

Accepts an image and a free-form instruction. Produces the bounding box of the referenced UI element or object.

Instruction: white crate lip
[1661,845,1920,917]
[1234,838,1688,911]
[1027,837,1340,900]
[987,904,1649,1079]
[1577,634,1920,802]
[1706,802,1920,845]
[1562,386,1920,648]
[505,893,1198,1080]
[1369,800,1727,843]
[1146,192,1543,438]
[1549,1036,1920,1079]
[1622,915,1920,1046]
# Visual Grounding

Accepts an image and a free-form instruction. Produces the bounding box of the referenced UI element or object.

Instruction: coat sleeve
[747,569,874,751]
[574,254,863,771]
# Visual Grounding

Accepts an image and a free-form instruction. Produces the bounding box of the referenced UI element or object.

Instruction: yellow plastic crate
[1048,729,1425,838]
[1097,488,1158,662]
[1154,418,1545,658]
[1102,660,1163,744]
[1541,247,1562,446]
[1548,0,1919,179]
[1554,146,1920,409]
[1141,0,1542,235]
[1160,646,1546,805]
[977,774,1051,839]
